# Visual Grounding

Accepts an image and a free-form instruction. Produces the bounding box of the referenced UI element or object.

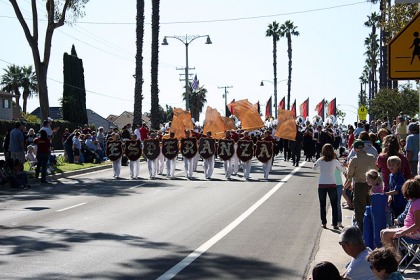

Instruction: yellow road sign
[388,12,420,80]
[358,106,368,121]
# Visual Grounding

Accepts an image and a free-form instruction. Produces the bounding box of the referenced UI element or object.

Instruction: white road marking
[129,183,146,189]
[157,162,306,280]
[56,203,87,212]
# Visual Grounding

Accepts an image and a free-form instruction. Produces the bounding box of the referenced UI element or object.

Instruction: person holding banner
[201,131,216,180]
[238,131,254,180]
[163,131,178,179]
[127,134,141,179]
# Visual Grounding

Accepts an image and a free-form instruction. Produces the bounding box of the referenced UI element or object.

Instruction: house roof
[30,107,62,120]
[0,90,18,98]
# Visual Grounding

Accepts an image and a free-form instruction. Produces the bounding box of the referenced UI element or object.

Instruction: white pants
[242,160,252,179]
[232,143,240,175]
[129,159,140,178]
[193,153,199,171]
[184,157,194,178]
[157,151,165,175]
[112,158,122,177]
[148,158,158,178]
[203,156,215,179]
[166,158,176,178]
[262,161,270,179]
[224,159,233,179]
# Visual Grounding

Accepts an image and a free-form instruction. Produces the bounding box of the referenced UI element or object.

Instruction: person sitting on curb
[309,261,342,280]
[340,226,376,280]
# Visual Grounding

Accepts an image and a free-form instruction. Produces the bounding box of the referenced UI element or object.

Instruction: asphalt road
[0,157,322,280]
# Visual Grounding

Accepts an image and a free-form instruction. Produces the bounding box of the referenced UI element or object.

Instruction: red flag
[327,98,336,116]
[299,98,309,118]
[265,96,272,118]
[226,98,235,117]
[278,96,285,111]
[314,99,324,119]
[291,99,296,118]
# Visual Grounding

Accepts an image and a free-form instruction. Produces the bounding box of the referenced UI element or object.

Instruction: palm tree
[150,0,160,130]
[134,0,145,127]
[280,20,299,111]
[364,13,380,99]
[183,84,207,122]
[1,64,22,109]
[21,65,38,113]
[265,21,281,115]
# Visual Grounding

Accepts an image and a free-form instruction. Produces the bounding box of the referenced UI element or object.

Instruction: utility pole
[218,86,233,117]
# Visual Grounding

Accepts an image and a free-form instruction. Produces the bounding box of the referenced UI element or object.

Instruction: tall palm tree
[21,65,38,113]
[265,21,281,114]
[150,0,160,130]
[134,0,145,127]
[280,20,299,111]
[1,64,22,109]
[183,84,207,122]
[364,13,380,99]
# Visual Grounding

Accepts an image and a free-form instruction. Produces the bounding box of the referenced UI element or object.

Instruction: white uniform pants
[203,155,215,179]
[232,143,240,175]
[148,158,158,178]
[112,158,122,177]
[262,161,270,179]
[193,153,199,171]
[184,157,194,178]
[224,159,233,179]
[129,159,140,178]
[166,158,176,178]
[242,160,252,179]
[157,151,165,175]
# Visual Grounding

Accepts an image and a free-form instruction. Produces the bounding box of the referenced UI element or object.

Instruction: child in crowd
[25,145,37,167]
[72,132,82,164]
[366,169,384,194]
[386,156,407,218]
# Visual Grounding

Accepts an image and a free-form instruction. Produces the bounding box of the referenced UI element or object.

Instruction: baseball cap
[353,140,365,149]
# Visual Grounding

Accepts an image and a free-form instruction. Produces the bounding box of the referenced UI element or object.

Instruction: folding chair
[397,236,420,273]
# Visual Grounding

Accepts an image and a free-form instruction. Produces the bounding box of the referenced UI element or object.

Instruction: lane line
[56,203,87,212]
[157,162,306,280]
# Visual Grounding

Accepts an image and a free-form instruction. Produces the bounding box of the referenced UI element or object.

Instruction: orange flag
[166,108,194,139]
[227,99,264,131]
[275,109,297,141]
[202,106,230,139]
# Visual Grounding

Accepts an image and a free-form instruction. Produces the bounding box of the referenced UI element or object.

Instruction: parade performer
[237,131,254,180]
[218,130,235,180]
[258,131,274,180]
[191,130,201,172]
[157,131,165,175]
[162,131,179,179]
[106,133,123,179]
[200,131,216,180]
[181,130,197,179]
[125,133,142,179]
[231,129,241,175]
[143,132,160,179]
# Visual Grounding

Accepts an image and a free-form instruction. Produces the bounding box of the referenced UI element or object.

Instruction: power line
[0,1,368,25]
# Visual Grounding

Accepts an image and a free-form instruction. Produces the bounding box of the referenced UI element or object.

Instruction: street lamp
[260,79,287,118]
[162,34,212,112]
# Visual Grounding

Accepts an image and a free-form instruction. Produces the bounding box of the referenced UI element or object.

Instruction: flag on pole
[314,99,325,119]
[265,96,272,118]
[226,98,235,117]
[227,99,264,130]
[191,74,199,92]
[327,98,337,116]
[278,96,285,111]
[274,109,297,141]
[299,98,309,118]
[291,99,296,118]
[253,101,260,115]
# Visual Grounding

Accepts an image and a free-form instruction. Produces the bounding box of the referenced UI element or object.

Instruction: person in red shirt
[34,130,51,184]
[139,123,149,142]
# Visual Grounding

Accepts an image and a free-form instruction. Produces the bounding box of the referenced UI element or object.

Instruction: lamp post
[260,79,287,118]
[162,34,212,112]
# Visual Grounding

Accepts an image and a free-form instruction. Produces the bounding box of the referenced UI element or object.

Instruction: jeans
[353,182,370,233]
[36,154,49,182]
[318,187,338,226]
[336,184,343,224]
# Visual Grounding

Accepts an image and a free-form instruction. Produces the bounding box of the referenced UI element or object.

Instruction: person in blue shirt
[386,156,407,218]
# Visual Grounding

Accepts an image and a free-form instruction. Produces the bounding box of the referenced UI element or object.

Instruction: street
[0,157,321,279]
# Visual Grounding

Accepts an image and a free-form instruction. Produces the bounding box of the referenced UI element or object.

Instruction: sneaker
[333,225,340,230]
[338,222,343,228]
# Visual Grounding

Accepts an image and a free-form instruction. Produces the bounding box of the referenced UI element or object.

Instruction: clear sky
[0,0,383,125]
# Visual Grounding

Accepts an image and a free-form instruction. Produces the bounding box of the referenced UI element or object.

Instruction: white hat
[47,117,53,121]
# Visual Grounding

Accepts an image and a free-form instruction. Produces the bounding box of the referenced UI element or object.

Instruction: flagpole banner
[167,108,194,140]
[299,98,309,118]
[191,74,199,92]
[228,99,264,131]
[291,99,296,119]
[203,106,234,139]
[279,96,285,111]
[328,98,336,116]
[265,96,272,118]
[274,109,297,141]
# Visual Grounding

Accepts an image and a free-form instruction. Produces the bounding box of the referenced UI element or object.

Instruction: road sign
[388,12,420,80]
[358,105,368,121]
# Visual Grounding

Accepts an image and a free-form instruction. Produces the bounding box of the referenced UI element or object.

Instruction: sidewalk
[307,204,420,279]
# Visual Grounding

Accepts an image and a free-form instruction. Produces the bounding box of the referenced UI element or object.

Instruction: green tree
[280,20,299,110]
[364,12,381,99]
[150,0,160,130]
[183,84,207,122]
[265,21,281,113]
[134,0,145,127]
[62,45,88,124]
[21,65,38,114]
[368,85,419,121]
[1,64,22,109]
[9,0,90,121]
